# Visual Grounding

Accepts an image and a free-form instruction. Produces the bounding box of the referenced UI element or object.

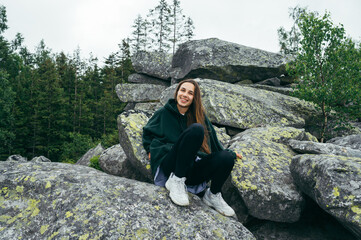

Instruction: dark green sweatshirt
[142,98,236,175]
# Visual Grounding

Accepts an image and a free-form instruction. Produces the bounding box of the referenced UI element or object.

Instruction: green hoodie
[142,98,236,175]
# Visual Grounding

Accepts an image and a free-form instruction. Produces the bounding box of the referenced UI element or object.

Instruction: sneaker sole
[165,182,189,206]
[202,197,234,217]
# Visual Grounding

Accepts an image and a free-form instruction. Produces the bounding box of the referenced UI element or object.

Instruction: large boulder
[290,154,361,238]
[170,38,290,84]
[117,110,153,181]
[327,134,361,150]
[128,73,170,86]
[0,161,255,239]
[289,139,361,158]
[115,83,167,103]
[6,155,27,162]
[228,126,317,222]
[31,156,51,163]
[131,51,172,80]
[76,143,104,166]
[161,79,318,129]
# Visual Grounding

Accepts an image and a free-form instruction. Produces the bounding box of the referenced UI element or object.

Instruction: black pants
[161,123,235,194]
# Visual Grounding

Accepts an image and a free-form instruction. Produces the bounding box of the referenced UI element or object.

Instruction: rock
[249,84,293,96]
[134,102,163,112]
[6,155,27,162]
[0,161,255,239]
[99,144,149,183]
[31,156,51,162]
[213,125,231,148]
[290,154,361,238]
[117,110,153,181]
[161,79,318,129]
[115,83,167,103]
[128,73,170,86]
[289,139,361,158]
[131,51,172,80]
[327,134,361,151]
[256,77,281,86]
[171,38,289,83]
[235,80,253,85]
[76,143,104,166]
[228,126,317,222]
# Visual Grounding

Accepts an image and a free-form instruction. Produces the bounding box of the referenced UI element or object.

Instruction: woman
[142,79,242,216]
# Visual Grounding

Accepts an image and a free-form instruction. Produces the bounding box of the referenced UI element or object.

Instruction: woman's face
[176,82,195,113]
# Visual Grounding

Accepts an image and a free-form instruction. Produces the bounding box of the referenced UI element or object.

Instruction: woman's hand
[148,153,151,160]
[236,152,243,159]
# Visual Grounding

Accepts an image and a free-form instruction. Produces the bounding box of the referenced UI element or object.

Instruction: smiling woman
[142,79,242,217]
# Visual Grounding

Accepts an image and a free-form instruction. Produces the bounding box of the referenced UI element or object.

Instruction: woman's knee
[217,150,235,169]
[187,123,204,138]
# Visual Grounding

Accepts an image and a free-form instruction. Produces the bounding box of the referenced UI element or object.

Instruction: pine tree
[0,70,15,160]
[148,0,172,52]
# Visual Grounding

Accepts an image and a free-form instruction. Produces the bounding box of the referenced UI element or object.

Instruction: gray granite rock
[289,139,361,158]
[228,126,317,222]
[327,134,361,151]
[115,83,167,103]
[31,156,51,162]
[128,73,170,86]
[76,143,104,166]
[131,51,172,80]
[6,154,27,162]
[171,38,290,83]
[161,79,318,129]
[291,154,361,238]
[0,161,255,240]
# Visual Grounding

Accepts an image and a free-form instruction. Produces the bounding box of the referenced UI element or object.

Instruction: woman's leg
[187,150,236,216]
[161,123,204,178]
[186,150,235,193]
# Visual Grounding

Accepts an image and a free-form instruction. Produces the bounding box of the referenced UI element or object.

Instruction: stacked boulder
[2,38,360,239]
[114,38,359,239]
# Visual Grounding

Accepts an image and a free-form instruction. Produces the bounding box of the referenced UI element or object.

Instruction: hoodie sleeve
[142,110,162,154]
[205,115,237,159]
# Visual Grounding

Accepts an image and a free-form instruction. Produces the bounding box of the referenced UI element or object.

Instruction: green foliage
[131,0,194,54]
[278,5,307,56]
[0,70,15,160]
[89,155,103,171]
[286,9,361,141]
[99,129,119,149]
[59,132,94,163]
[0,4,133,161]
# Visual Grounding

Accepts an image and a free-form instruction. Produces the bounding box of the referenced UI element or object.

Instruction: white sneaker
[165,173,189,206]
[203,188,235,216]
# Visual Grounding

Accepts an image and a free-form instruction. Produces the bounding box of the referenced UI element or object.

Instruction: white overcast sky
[2,0,361,63]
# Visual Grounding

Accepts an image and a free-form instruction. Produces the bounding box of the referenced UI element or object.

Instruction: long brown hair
[174,79,211,154]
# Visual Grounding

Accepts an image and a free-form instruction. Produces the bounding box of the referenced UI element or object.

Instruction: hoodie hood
[164,98,183,116]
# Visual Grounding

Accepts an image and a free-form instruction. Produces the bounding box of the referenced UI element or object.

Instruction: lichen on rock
[0,161,255,239]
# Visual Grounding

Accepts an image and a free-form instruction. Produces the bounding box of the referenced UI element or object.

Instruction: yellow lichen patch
[0,215,12,223]
[344,195,355,201]
[136,228,149,238]
[27,199,40,217]
[96,210,104,216]
[154,205,160,211]
[146,164,151,170]
[40,225,49,234]
[30,177,36,182]
[79,233,89,240]
[45,181,51,189]
[351,205,361,215]
[65,211,73,218]
[333,187,340,197]
[16,186,24,193]
[48,231,59,240]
